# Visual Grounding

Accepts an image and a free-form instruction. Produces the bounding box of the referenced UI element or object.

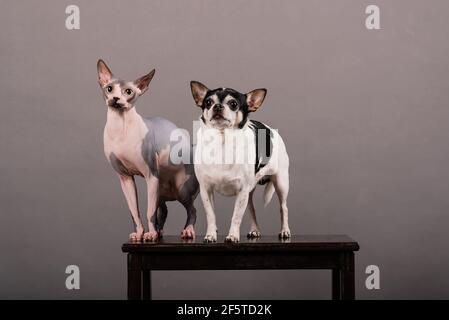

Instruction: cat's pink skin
[98,60,198,242]
[181,225,195,239]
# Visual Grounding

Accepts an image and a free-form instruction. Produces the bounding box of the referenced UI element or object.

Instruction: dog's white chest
[194,127,255,196]
[200,163,251,196]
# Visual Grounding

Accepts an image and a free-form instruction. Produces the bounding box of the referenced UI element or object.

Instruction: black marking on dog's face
[190,81,268,129]
[201,88,250,129]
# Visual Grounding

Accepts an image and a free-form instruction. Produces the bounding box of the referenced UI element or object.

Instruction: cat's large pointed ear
[134,69,155,94]
[97,59,113,87]
[246,89,267,112]
[190,81,209,107]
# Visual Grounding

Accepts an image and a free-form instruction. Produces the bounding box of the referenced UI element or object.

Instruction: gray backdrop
[1,0,449,299]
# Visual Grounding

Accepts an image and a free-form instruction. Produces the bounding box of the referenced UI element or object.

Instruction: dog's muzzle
[212,104,225,119]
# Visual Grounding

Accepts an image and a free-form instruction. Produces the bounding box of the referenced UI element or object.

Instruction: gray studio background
[1,0,449,299]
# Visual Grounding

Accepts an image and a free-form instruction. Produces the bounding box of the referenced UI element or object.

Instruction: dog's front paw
[247,230,261,239]
[203,234,217,243]
[279,228,291,239]
[143,231,159,242]
[181,225,195,239]
[225,234,239,243]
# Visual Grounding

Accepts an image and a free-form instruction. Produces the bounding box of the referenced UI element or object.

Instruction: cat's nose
[112,97,120,101]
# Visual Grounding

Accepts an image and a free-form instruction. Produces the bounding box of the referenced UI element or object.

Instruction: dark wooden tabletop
[122,235,359,253]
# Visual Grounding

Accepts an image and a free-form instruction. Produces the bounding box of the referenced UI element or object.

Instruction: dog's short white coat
[194,119,291,242]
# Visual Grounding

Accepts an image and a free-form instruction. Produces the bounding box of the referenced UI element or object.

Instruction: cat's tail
[263,180,275,207]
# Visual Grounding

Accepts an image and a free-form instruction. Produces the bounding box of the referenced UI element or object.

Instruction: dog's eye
[228,100,238,110]
[125,88,133,95]
[106,86,113,93]
[205,98,213,108]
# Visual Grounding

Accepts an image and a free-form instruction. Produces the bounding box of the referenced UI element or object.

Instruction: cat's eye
[205,98,213,108]
[228,100,238,110]
[125,88,133,95]
[106,86,113,93]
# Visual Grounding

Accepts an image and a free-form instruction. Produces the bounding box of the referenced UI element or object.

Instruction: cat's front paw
[143,231,159,242]
[129,228,144,242]
[129,232,143,242]
[181,225,195,239]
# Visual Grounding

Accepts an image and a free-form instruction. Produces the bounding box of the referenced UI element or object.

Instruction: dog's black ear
[134,69,155,94]
[246,89,267,112]
[190,81,209,107]
[97,59,113,87]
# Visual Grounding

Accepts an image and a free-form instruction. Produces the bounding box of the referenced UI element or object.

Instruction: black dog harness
[248,120,273,174]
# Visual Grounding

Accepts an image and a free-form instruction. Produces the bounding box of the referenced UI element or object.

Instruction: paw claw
[143,231,159,242]
[129,231,143,242]
[225,235,239,243]
[203,234,217,243]
[247,230,261,239]
[181,225,196,239]
[279,229,291,239]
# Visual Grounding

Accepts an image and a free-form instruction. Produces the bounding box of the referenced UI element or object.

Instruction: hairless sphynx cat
[97,59,199,242]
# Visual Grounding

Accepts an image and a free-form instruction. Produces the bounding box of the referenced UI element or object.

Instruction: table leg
[142,270,152,300]
[341,252,355,300]
[332,269,341,300]
[127,254,142,300]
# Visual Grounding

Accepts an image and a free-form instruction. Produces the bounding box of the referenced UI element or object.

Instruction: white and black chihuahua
[98,60,199,242]
[190,81,290,243]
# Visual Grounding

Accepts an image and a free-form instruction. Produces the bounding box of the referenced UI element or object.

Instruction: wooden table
[122,235,359,300]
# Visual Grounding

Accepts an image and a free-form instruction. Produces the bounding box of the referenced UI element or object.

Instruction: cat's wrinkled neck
[106,105,140,137]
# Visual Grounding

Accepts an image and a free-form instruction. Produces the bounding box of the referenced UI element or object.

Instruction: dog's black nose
[213,104,224,112]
